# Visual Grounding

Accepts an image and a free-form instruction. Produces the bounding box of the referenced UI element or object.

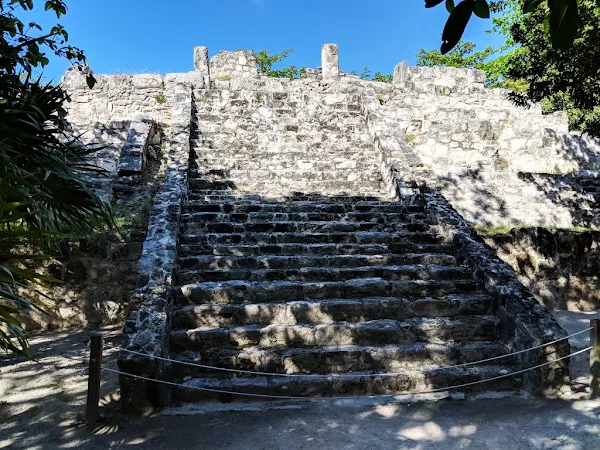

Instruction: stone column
[193,46,211,87]
[393,61,410,85]
[321,43,339,80]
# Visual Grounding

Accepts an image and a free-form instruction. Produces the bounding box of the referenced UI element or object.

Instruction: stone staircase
[166,85,520,401]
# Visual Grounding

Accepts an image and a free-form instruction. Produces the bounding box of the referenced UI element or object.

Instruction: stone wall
[364,101,570,393]
[119,80,192,410]
[55,43,576,405]
[63,68,171,127]
[56,46,600,332]
[382,64,599,175]
[484,228,600,311]
[355,63,600,230]
[209,50,258,81]
[22,119,165,329]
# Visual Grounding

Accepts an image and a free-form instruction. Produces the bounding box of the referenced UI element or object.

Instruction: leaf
[86,74,96,89]
[543,15,551,34]
[523,0,544,13]
[474,0,490,19]
[425,0,445,7]
[446,0,455,13]
[441,0,474,54]
[0,212,30,224]
[549,0,578,50]
[0,202,27,212]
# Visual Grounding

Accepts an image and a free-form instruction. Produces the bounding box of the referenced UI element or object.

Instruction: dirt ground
[0,312,599,449]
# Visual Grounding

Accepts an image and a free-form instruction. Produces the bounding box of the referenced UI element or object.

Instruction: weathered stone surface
[54,43,592,405]
[193,46,211,86]
[484,227,600,311]
[118,80,192,411]
[393,61,409,85]
[63,71,170,126]
[117,118,155,175]
[321,44,339,80]
[423,194,570,394]
[210,50,258,81]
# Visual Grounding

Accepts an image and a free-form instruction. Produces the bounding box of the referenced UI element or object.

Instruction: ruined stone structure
[59,43,600,408]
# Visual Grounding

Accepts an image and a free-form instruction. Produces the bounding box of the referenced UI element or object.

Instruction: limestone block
[393,61,410,85]
[132,74,163,88]
[321,44,339,80]
[62,63,95,90]
[165,72,204,89]
[210,50,258,80]
[117,119,153,176]
[419,67,435,80]
[193,46,211,86]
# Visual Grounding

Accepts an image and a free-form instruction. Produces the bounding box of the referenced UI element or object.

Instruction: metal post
[86,332,103,429]
[591,319,600,399]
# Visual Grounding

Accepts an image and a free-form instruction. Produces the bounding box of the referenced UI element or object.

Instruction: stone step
[192,127,372,139]
[185,193,394,203]
[177,253,457,272]
[188,170,382,183]
[191,149,376,162]
[179,231,444,246]
[171,294,495,329]
[176,278,479,305]
[193,116,368,128]
[195,108,365,120]
[172,365,521,401]
[180,220,428,235]
[176,264,471,284]
[185,179,386,194]
[193,88,362,102]
[171,341,512,377]
[178,242,454,257]
[191,135,373,146]
[190,159,380,172]
[180,211,427,224]
[182,201,423,214]
[170,315,500,351]
[194,100,364,111]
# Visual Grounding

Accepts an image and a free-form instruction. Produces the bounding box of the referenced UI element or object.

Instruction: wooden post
[591,319,600,399]
[86,332,103,429]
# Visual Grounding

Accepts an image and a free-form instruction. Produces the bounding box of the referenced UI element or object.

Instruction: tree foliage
[426,0,598,54]
[415,40,527,90]
[1,0,110,357]
[253,49,306,79]
[416,41,493,70]
[253,49,393,83]
[420,0,600,136]
[508,0,600,135]
[348,67,393,83]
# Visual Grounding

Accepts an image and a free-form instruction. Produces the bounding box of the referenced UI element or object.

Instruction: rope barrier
[105,326,592,378]
[102,346,591,401]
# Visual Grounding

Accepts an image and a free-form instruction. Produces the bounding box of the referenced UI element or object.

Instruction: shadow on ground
[0,322,598,449]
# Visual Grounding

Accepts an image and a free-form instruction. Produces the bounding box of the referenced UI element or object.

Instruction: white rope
[105,326,592,378]
[102,346,591,401]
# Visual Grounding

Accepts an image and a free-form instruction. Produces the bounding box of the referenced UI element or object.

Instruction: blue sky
[20,0,503,81]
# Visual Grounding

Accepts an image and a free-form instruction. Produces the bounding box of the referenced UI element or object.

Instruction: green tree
[1,0,110,357]
[508,0,600,135]
[415,40,527,90]
[416,41,493,69]
[253,48,306,79]
[348,67,393,83]
[426,0,598,54]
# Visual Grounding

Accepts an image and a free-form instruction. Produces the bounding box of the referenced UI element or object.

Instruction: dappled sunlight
[0,326,161,449]
[399,421,446,442]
